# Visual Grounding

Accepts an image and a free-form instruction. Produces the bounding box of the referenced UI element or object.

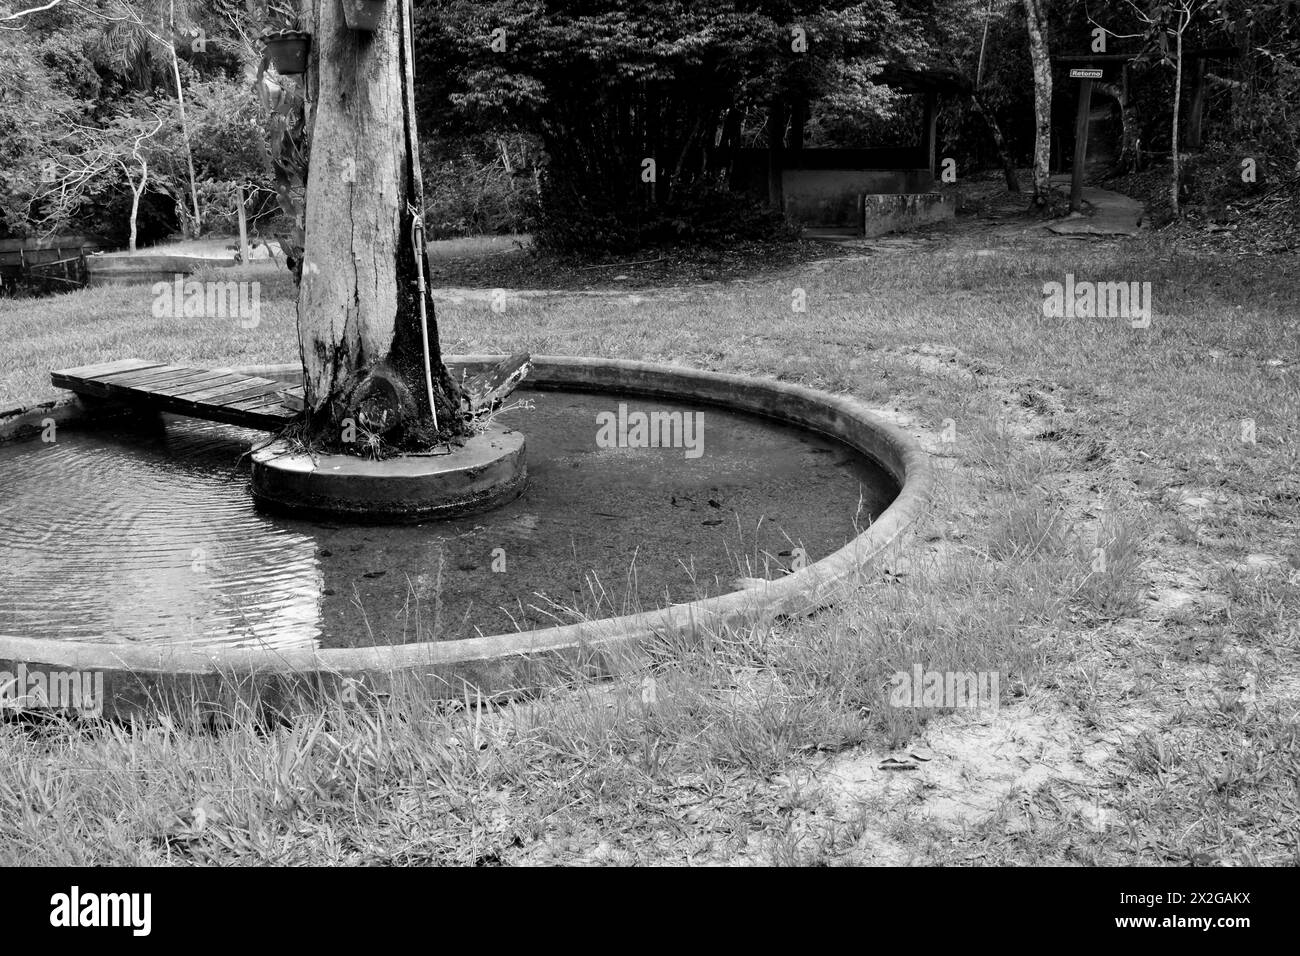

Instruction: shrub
[533,173,788,255]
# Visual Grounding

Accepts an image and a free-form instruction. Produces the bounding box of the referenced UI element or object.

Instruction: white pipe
[411,215,438,433]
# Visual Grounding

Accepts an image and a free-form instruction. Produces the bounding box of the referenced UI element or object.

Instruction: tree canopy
[1,0,1296,250]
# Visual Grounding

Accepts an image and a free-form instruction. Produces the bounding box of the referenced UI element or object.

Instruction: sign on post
[1067,68,1102,211]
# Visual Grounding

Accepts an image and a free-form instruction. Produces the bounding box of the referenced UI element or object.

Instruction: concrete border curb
[0,356,935,717]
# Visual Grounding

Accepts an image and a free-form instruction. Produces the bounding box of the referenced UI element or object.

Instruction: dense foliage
[0,0,271,244]
[414,0,936,250]
[0,0,1295,250]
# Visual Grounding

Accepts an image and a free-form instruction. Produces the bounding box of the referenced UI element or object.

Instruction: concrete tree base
[250,423,526,522]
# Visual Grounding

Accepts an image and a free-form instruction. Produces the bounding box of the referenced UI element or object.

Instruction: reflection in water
[0,390,897,649]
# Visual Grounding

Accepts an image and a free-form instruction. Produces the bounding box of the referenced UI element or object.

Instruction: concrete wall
[83,255,237,287]
[782,168,935,228]
[861,193,956,237]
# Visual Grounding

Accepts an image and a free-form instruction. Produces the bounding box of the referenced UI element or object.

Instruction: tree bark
[1022,0,1054,208]
[297,0,465,449]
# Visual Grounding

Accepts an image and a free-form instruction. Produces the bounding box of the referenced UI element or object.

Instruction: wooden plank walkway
[50,358,305,431]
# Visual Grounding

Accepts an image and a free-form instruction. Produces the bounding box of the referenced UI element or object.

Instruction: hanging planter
[340,0,388,33]
[264,30,311,75]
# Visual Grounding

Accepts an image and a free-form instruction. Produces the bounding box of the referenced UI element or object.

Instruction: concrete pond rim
[0,355,936,715]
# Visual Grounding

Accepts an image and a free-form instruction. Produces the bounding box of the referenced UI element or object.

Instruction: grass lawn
[1,214,1297,865]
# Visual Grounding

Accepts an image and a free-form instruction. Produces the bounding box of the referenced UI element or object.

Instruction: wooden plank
[55,358,162,379]
[115,369,241,395]
[216,391,287,412]
[52,366,196,400]
[111,370,222,396]
[158,395,292,430]
[133,370,240,394]
[175,377,264,404]
[226,394,293,413]
[97,365,194,388]
[113,371,220,396]
[191,381,280,407]
[173,383,279,410]
[48,372,135,399]
[141,371,247,398]
[97,362,191,382]
[51,358,161,380]
[49,358,302,431]
[174,395,293,425]
[147,389,293,429]
[220,401,294,419]
[462,353,531,414]
[233,409,294,424]
[155,372,251,398]
[49,376,116,399]
[206,407,295,429]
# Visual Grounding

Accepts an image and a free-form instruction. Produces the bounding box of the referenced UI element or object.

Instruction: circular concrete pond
[0,356,932,716]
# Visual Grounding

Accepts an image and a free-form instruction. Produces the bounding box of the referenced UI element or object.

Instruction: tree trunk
[1022,0,1054,207]
[1170,21,1185,217]
[971,90,1020,192]
[168,1,201,235]
[976,0,992,87]
[1186,55,1206,149]
[767,96,785,210]
[297,0,465,449]
[1096,75,1139,171]
[127,161,145,253]
[921,90,938,178]
[669,114,703,202]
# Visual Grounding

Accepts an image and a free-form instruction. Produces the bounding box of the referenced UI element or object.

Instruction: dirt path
[1044,176,1144,237]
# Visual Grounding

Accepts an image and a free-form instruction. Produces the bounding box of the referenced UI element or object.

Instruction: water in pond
[0,389,896,649]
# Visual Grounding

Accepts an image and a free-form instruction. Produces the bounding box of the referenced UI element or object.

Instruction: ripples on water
[0,391,896,650]
[0,416,320,650]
